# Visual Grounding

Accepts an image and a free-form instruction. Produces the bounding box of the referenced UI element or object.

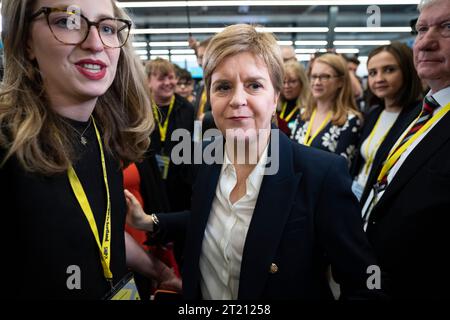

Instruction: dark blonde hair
[203,24,284,100]
[279,60,309,110]
[145,58,177,78]
[0,0,153,175]
[303,53,361,126]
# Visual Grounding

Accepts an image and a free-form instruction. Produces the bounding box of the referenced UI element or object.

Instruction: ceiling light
[170,49,196,54]
[335,48,360,53]
[150,41,189,47]
[277,41,294,46]
[295,40,328,46]
[334,40,391,45]
[117,1,420,8]
[150,49,170,54]
[135,49,148,55]
[132,42,147,47]
[132,27,327,35]
[335,27,412,32]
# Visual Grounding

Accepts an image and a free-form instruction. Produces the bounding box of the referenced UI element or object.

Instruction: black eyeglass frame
[29,7,132,49]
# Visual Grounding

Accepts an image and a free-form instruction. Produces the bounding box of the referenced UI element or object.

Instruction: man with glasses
[361,0,450,299]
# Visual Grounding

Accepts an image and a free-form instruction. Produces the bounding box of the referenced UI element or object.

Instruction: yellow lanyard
[280,102,299,122]
[377,102,450,183]
[304,109,332,146]
[152,95,175,142]
[67,117,113,282]
[197,88,207,119]
[363,112,396,175]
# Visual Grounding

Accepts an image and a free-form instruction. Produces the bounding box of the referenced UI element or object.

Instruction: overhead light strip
[118,1,420,8]
[132,26,409,35]
[334,40,391,45]
[335,27,412,32]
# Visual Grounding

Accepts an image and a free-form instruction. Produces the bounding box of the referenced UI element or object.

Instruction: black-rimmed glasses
[30,7,132,48]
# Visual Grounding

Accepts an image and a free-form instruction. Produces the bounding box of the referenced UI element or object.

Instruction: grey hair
[417,0,440,12]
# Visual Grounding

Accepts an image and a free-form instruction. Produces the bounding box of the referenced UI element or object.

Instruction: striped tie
[377,95,440,190]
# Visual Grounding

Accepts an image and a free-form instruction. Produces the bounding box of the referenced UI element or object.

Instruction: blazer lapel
[375,112,450,211]
[238,133,302,299]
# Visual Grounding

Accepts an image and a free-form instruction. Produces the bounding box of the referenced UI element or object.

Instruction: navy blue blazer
[168,131,379,300]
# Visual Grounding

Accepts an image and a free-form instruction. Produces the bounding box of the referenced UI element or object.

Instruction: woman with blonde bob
[0,0,180,299]
[277,60,309,136]
[125,24,380,300]
[291,53,362,168]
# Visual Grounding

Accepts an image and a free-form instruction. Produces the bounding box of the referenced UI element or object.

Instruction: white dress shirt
[199,142,269,300]
[362,86,450,229]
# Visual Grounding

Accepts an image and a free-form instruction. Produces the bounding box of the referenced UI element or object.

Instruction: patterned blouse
[291,111,362,168]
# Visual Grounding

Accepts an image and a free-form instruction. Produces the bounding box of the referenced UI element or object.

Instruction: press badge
[104,272,141,300]
[155,154,170,180]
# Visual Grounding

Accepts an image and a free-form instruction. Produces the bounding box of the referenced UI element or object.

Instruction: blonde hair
[203,24,284,100]
[279,60,309,110]
[303,54,361,126]
[145,58,177,78]
[0,0,153,175]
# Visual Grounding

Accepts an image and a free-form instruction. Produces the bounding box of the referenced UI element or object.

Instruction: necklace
[64,117,92,146]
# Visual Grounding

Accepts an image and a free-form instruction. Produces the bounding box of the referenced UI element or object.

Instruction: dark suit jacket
[168,131,379,300]
[365,111,450,299]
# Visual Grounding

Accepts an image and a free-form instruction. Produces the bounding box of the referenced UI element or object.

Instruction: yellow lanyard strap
[152,96,175,142]
[280,101,299,122]
[67,117,113,281]
[377,102,450,183]
[304,109,332,146]
[197,88,207,119]
[363,112,396,175]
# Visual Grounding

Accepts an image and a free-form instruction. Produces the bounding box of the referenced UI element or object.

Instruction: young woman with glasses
[0,0,180,299]
[291,54,363,168]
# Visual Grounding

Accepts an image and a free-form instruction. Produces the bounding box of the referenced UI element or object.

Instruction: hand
[158,267,182,293]
[188,36,198,50]
[124,189,153,231]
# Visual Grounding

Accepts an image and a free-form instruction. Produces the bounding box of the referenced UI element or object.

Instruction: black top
[150,94,195,211]
[0,118,127,299]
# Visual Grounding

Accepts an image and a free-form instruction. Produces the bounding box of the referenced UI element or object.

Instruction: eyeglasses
[283,79,299,87]
[414,21,450,39]
[309,74,340,82]
[30,7,132,49]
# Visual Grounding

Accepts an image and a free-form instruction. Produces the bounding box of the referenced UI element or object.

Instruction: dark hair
[367,42,422,109]
[344,55,360,66]
[176,67,193,83]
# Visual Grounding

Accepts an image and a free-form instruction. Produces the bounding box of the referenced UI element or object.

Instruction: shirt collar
[428,86,450,108]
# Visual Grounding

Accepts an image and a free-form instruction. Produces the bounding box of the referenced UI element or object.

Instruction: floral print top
[290,112,361,168]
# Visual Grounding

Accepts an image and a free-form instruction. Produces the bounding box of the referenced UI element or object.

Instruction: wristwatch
[150,213,160,234]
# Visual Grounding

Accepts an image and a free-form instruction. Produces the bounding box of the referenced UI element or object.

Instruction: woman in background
[350,42,422,200]
[291,54,362,168]
[277,60,309,136]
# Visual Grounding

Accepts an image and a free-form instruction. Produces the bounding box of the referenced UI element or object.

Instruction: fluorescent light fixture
[296,54,313,62]
[335,48,360,54]
[132,42,147,47]
[257,27,328,33]
[118,1,420,8]
[334,40,391,45]
[140,55,148,60]
[295,48,320,54]
[132,28,223,35]
[277,41,294,46]
[133,27,327,35]
[150,49,170,54]
[150,41,189,47]
[170,49,196,54]
[135,49,148,55]
[335,27,412,33]
[295,40,328,46]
